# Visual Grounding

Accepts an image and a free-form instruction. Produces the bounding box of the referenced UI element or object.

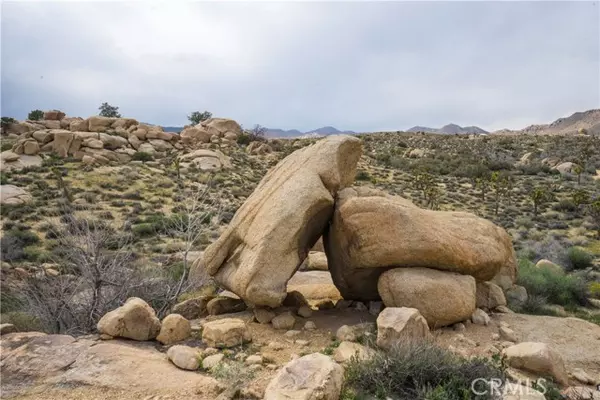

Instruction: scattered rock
[172,296,212,320]
[156,314,191,345]
[272,312,296,330]
[500,326,519,343]
[506,285,528,308]
[333,341,372,363]
[202,353,225,370]
[562,386,600,400]
[476,281,507,309]
[378,267,476,328]
[263,353,344,400]
[453,323,466,332]
[97,297,161,341]
[472,308,491,326]
[245,355,263,365]
[570,368,596,385]
[202,318,251,348]
[254,308,277,324]
[376,307,432,350]
[0,184,32,205]
[503,342,568,386]
[304,321,317,330]
[167,345,201,370]
[206,297,247,315]
[297,305,313,318]
[0,323,17,335]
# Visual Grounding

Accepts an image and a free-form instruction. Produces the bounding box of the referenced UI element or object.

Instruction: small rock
[267,342,284,351]
[203,347,218,356]
[500,326,519,343]
[368,301,383,316]
[495,305,514,314]
[376,307,431,350]
[492,333,500,341]
[202,318,251,348]
[202,353,225,370]
[0,323,17,335]
[471,308,491,326]
[272,312,295,330]
[167,345,201,370]
[503,342,568,386]
[304,321,317,330]
[297,305,313,318]
[245,355,263,365]
[156,314,191,345]
[570,368,595,385]
[285,330,301,337]
[335,300,352,309]
[453,323,466,332]
[207,297,247,316]
[333,341,372,364]
[253,308,276,324]
[336,325,357,342]
[295,339,310,346]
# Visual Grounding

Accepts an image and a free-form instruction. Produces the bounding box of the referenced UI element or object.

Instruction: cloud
[1,1,598,132]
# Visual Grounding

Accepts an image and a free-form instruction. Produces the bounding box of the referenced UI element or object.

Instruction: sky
[1,1,599,133]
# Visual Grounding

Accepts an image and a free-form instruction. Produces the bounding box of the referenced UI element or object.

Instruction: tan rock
[97,297,161,341]
[148,139,173,152]
[471,308,491,325]
[327,188,516,300]
[264,353,344,400]
[333,341,373,363]
[1,151,20,162]
[206,297,247,315]
[287,271,342,301]
[88,116,115,132]
[156,314,191,345]
[32,130,54,144]
[376,307,431,350]
[23,140,39,155]
[272,312,296,330]
[69,118,88,132]
[306,251,328,271]
[111,118,138,130]
[202,318,251,348]
[202,353,224,370]
[476,281,507,309]
[51,130,74,157]
[44,110,65,120]
[167,345,201,370]
[535,259,563,274]
[180,126,212,146]
[503,342,568,386]
[378,267,476,328]
[83,138,104,149]
[0,184,32,205]
[172,296,212,320]
[99,132,129,149]
[254,308,276,324]
[201,135,361,307]
[42,120,61,129]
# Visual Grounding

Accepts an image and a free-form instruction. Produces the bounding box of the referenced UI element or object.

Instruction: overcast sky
[1,1,599,132]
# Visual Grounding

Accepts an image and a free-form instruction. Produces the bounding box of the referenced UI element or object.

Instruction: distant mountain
[492,109,600,136]
[407,124,488,135]
[265,126,356,138]
[162,126,183,133]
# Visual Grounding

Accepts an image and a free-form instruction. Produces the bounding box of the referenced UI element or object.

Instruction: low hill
[407,124,488,135]
[493,109,600,135]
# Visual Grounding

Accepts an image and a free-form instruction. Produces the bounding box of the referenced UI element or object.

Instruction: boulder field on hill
[195,134,518,327]
[1,110,243,169]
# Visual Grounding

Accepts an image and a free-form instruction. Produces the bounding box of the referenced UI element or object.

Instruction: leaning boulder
[263,353,344,400]
[97,297,161,341]
[376,307,431,350]
[503,342,568,386]
[200,135,362,307]
[378,267,476,328]
[326,187,515,300]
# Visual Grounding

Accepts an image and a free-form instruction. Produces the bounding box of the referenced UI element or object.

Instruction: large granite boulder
[378,267,476,328]
[325,187,516,300]
[199,135,361,307]
[97,297,161,341]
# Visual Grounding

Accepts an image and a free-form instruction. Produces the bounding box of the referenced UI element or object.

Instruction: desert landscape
[0,107,599,400]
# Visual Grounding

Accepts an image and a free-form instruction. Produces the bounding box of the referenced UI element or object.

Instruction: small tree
[98,102,121,118]
[27,109,44,121]
[1,116,17,134]
[530,186,552,218]
[588,200,600,238]
[248,124,267,141]
[573,164,584,185]
[572,190,590,207]
[490,172,508,216]
[188,111,212,125]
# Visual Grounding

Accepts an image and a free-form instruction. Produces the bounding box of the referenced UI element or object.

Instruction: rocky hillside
[494,109,600,136]
[408,123,488,135]
[1,110,599,400]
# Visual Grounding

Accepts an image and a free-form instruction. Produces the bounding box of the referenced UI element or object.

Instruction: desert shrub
[236,133,251,146]
[517,258,588,307]
[356,170,371,181]
[552,199,577,212]
[0,229,40,262]
[132,151,153,162]
[132,223,156,237]
[589,282,600,299]
[342,340,505,400]
[516,295,557,316]
[0,311,43,332]
[566,247,594,271]
[1,142,13,152]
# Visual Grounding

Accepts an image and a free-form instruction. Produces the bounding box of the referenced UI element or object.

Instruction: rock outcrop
[378,267,476,328]
[503,342,569,386]
[200,135,362,307]
[325,187,516,300]
[0,184,32,205]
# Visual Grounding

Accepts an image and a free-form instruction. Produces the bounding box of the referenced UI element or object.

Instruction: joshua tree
[490,172,508,216]
[530,186,551,218]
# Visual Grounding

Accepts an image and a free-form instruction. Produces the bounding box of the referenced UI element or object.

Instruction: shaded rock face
[378,267,476,328]
[325,187,515,301]
[200,135,362,307]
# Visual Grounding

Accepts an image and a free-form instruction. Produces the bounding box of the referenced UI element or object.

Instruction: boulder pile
[2,110,242,169]
[197,134,519,327]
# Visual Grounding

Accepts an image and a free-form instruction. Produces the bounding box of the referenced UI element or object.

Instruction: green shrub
[236,133,251,146]
[342,340,504,400]
[27,109,44,121]
[131,223,156,237]
[517,258,589,307]
[356,170,371,181]
[552,199,577,212]
[1,142,13,152]
[566,247,594,271]
[132,152,153,162]
[0,311,43,332]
